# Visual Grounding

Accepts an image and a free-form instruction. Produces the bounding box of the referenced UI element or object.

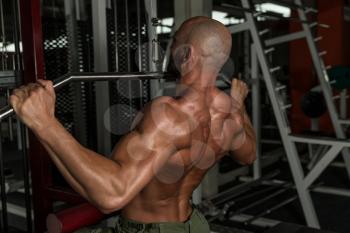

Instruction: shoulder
[144,96,185,121]
[210,89,232,114]
[136,96,191,147]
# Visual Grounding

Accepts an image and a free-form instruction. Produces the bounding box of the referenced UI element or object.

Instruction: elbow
[241,147,257,165]
[94,194,127,214]
[244,152,256,165]
[243,139,257,165]
[94,179,129,214]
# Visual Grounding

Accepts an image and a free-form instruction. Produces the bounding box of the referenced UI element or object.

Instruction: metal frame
[295,0,350,179]
[92,0,112,155]
[0,72,174,120]
[228,0,350,228]
[0,72,174,233]
[17,0,46,232]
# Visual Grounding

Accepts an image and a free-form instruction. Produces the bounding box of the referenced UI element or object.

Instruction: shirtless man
[10,17,256,233]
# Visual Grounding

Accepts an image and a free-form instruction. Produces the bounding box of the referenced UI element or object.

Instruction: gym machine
[207,0,350,229]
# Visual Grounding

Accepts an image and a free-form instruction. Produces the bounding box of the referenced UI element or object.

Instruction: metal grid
[42,8,96,148]
[108,0,151,141]
[42,18,74,133]
[71,18,96,148]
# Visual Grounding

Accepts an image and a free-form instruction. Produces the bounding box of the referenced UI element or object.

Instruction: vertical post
[241,0,319,228]
[124,0,131,72]
[145,0,161,98]
[136,0,144,105]
[19,0,52,232]
[136,0,142,72]
[113,0,119,72]
[251,45,261,180]
[0,123,8,232]
[295,0,350,180]
[20,124,33,233]
[92,0,111,155]
[340,89,347,119]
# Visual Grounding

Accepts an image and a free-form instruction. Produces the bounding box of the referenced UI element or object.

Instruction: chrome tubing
[0,72,174,121]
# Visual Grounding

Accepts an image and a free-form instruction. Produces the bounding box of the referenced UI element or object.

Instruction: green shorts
[75,208,210,233]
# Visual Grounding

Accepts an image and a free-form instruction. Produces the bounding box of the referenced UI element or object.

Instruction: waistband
[117,207,200,231]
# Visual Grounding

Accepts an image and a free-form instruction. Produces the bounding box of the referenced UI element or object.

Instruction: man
[10,16,256,233]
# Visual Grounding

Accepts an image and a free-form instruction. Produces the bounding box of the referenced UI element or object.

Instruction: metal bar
[136,0,142,71]
[244,195,298,225]
[241,0,319,227]
[6,90,13,142]
[295,0,350,181]
[230,214,280,228]
[20,124,32,232]
[209,170,280,205]
[228,184,292,217]
[161,29,175,72]
[0,72,175,121]
[12,0,22,72]
[307,145,327,170]
[254,0,305,11]
[113,0,119,71]
[18,0,48,230]
[136,0,144,106]
[289,134,350,147]
[208,185,280,222]
[249,178,350,198]
[227,22,249,34]
[338,120,350,125]
[92,0,111,155]
[124,0,131,72]
[251,45,261,179]
[265,31,306,47]
[340,90,347,119]
[0,202,33,219]
[222,3,310,24]
[304,145,343,188]
[313,186,350,197]
[0,123,8,232]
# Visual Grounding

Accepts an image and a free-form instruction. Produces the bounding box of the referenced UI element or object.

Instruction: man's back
[9,16,256,233]
[118,87,242,223]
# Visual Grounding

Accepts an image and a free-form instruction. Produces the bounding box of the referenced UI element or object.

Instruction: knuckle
[29,90,38,97]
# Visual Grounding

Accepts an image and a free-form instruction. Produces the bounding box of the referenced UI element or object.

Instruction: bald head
[172,16,232,75]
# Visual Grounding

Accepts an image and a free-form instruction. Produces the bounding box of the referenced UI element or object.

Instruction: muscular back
[118,87,241,223]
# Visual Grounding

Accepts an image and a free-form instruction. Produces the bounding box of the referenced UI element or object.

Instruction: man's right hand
[228,79,249,150]
[230,79,248,108]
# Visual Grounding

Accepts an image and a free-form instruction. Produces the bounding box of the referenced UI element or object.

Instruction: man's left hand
[9,80,56,131]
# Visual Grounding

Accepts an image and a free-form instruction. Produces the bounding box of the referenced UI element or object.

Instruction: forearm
[32,118,123,207]
[37,138,86,196]
[230,110,256,164]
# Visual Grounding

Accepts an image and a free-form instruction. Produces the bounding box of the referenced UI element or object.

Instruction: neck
[179,69,217,91]
[176,69,217,99]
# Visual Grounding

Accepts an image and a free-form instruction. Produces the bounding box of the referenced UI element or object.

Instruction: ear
[173,44,197,75]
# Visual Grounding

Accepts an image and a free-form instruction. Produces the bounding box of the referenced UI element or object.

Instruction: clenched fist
[229,79,249,149]
[10,80,56,131]
[231,79,248,109]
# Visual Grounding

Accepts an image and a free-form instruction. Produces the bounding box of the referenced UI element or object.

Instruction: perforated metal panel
[42,2,96,147]
[42,18,74,133]
[107,0,151,141]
